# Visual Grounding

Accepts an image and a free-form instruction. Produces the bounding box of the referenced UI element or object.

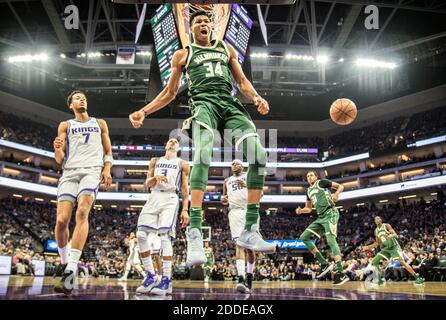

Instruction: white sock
[58,244,70,265]
[236,259,246,277]
[247,262,255,274]
[142,256,155,275]
[66,248,82,273]
[122,263,131,278]
[163,260,172,279]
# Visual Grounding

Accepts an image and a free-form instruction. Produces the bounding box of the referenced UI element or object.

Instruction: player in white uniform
[221,159,257,294]
[52,90,113,295]
[118,232,145,281]
[136,138,190,296]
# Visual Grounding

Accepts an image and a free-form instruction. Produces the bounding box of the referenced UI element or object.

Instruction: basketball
[330,98,357,125]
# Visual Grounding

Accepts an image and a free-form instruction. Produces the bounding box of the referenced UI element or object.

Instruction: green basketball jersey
[185,40,233,97]
[204,247,213,265]
[307,179,336,215]
[375,224,399,248]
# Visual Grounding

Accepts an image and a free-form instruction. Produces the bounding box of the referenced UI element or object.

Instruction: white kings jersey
[226,173,248,210]
[63,118,103,169]
[128,238,138,256]
[151,156,183,193]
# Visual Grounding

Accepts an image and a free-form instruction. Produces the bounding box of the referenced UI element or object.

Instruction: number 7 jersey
[185,39,234,97]
[63,117,104,169]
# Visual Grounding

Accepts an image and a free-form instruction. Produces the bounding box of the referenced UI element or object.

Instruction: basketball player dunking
[53,90,113,295]
[129,10,275,267]
[221,159,256,293]
[118,232,145,281]
[135,138,190,296]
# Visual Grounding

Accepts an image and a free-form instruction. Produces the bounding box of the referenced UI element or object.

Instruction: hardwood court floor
[1,276,445,300]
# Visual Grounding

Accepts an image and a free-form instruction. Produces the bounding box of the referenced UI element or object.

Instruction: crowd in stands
[1,194,445,282]
[1,106,446,161]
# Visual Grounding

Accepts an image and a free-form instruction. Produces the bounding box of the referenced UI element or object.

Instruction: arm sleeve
[318,179,333,189]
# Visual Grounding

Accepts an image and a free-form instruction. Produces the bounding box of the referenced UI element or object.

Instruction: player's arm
[384,224,398,239]
[221,178,229,205]
[296,199,313,215]
[362,237,380,251]
[226,44,269,116]
[53,121,68,165]
[179,160,190,228]
[129,49,187,128]
[329,180,344,202]
[145,158,159,189]
[98,119,113,188]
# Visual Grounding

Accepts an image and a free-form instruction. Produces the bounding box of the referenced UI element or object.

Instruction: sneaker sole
[333,277,350,286]
[316,263,334,279]
[236,240,275,252]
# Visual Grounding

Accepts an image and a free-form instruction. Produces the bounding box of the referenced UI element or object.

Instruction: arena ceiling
[0,0,446,121]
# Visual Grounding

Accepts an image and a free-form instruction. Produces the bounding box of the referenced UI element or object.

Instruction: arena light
[130,205,144,208]
[13,194,23,198]
[111,205,117,208]
[379,199,389,203]
[35,198,44,202]
[398,195,417,199]
[356,203,365,206]
[59,53,66,59]
[7,53,49,63]
[136,51,151,56]
[285,54,314,61]
[87,52,102,58]
[338,58,345,63]
[355,58,397,69]
[316,55,329,64]
[50,200,57,204]
[250,52,269,58]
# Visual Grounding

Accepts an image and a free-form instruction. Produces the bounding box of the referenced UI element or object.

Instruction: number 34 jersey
[151,156,183,193]
[226,173,248,210]
[63,118,103,169]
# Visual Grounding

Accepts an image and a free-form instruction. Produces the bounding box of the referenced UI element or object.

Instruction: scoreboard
[150,4,186,88]
[224,4,253,65]
[150,3,252,89]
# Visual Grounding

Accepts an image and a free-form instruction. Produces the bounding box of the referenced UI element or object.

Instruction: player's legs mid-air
[299,209,349,285]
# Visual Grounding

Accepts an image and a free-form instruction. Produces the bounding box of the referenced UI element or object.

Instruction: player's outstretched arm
[53,121,68,165]
[227,43,269,116]
[180,160,190,228]
[99,119,113,188]
[129,49,187,128]
[296,200,313,215]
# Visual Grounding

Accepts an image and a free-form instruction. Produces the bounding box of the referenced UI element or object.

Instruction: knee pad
[160,233,173,257]
[136,229,150,253]
[148,232,162,253]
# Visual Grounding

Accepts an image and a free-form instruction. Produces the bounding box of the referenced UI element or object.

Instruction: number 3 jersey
[185,39,233,97]
[63,117,103,169]
[226,173,248,210]
[151,156,183,193]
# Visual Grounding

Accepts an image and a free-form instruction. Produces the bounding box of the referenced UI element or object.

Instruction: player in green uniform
[203,241,214,282]
[296,171,349,285]
[362,216,424,286]
[129,10,275,267]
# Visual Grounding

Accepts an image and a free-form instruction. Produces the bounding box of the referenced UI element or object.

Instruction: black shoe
[54,270,75,295]
[316,262,334,279]
[333,272,349,286]
[246,273,253,291]
[235,276,250,293]
[53,263,67,278]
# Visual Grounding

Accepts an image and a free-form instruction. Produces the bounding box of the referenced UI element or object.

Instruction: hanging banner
[116,46,136,64]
